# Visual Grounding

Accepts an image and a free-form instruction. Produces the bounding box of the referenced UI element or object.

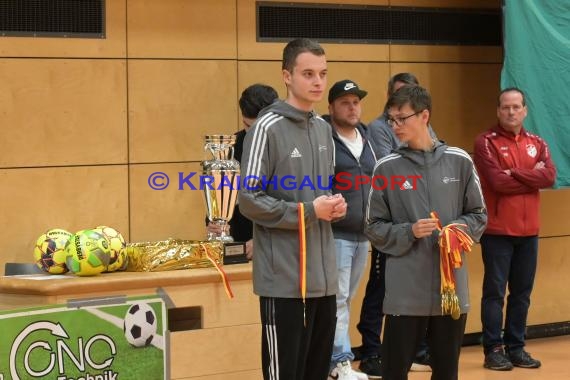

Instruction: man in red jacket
[474,87,556,371]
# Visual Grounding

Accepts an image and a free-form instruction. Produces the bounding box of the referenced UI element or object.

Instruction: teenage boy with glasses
[365,85,487,380]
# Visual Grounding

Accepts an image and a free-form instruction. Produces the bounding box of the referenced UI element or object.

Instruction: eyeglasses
[386,110,423,127]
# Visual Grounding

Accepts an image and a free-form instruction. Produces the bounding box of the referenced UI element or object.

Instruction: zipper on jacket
[307,117,316,197]
[424,152,433,224]
[515,137,529,235]
[424,151,436,313]
[308,115,329,293]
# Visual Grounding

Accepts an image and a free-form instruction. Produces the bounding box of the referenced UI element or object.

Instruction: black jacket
[231,129,253,242]
[324,115,377,241]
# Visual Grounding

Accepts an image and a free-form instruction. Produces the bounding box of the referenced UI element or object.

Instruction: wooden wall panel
[127,0,237,58]
[0,59,128,167]
[316,62,391,123]
[390,62,501,151]
[465,244,483,333]
[165,280,258,328]
[540,188,570,237]
[238,61,391,124]
[0,294,55,309]
[129,163,207,243]
[237,61,285,131]
[128,60,237,163]
[238,61,286,102]
[0,166,129,265]
[325,43,390,63]
[390,45,502,64]
[527,237,570,325]
[170,324,260,378]
[0,0,126,58]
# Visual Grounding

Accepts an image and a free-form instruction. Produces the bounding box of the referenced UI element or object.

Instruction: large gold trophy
[201,135,247,264]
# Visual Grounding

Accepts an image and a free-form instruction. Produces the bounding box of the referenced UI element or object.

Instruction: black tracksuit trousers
[260,295,336,380]
[382,314,467,380]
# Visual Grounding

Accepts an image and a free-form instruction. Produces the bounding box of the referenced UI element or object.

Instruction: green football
[65,229,110,276]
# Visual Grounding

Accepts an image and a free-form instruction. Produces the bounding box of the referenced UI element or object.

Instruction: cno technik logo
[6,321,118,380]
[1,300,165,380]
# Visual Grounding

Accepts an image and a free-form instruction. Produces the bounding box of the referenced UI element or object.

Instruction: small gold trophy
[201,135,247,264]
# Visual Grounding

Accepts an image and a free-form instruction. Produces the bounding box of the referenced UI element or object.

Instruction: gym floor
[405,335,570,380]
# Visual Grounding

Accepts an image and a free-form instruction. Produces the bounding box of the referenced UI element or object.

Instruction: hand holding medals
[430,211,474,320]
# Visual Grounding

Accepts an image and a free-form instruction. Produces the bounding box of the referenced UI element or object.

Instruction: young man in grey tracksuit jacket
[238,38,347,380]
[365,85,487,380]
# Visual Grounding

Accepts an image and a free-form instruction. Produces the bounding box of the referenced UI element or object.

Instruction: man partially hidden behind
[324,79,376,380]
[474,87,556,371]
[206,84,278,258]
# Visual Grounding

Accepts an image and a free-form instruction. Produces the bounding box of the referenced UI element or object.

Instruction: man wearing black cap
[324,80,377,380]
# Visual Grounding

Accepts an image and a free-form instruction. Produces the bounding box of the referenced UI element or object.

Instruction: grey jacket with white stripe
[365,140,487,316]
[238,100,338,298]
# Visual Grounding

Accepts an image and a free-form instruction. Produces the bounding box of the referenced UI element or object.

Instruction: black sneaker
[484,347,514,371]
[359,355,382,379]
[508,350,541,368]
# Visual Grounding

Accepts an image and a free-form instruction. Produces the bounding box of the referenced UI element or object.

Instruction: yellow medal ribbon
[430,211,473,319]
[298,202,307,326]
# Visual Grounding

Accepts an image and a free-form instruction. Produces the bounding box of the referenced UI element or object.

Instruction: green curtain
[501,0,570,187]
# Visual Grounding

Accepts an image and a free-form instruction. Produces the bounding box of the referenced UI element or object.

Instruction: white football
[123,303,157,347]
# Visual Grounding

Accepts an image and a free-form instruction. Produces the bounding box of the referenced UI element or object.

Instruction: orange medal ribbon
[298,202,307,326]
[430,211,473,319]
[202,243,234,299]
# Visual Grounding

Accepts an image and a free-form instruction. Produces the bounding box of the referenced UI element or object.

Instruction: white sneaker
[351,367,369,380]
[329,361,369,380]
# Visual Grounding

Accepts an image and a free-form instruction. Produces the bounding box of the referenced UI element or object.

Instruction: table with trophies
[0,262,261,379]
[0,135,263,379]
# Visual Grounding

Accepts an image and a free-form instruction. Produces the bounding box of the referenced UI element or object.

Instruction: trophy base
[207,233,234,243]
[223,242,249,265]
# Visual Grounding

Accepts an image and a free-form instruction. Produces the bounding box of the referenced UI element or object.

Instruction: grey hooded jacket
[238,100,338,298]
[365,140,487,316]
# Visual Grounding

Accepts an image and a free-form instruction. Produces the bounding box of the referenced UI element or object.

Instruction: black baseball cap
[328,79,368,104]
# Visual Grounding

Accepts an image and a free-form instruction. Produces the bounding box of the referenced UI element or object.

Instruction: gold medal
[431,211,473,320]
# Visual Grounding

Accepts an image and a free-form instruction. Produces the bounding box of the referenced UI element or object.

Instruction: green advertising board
[0,295,168,380]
